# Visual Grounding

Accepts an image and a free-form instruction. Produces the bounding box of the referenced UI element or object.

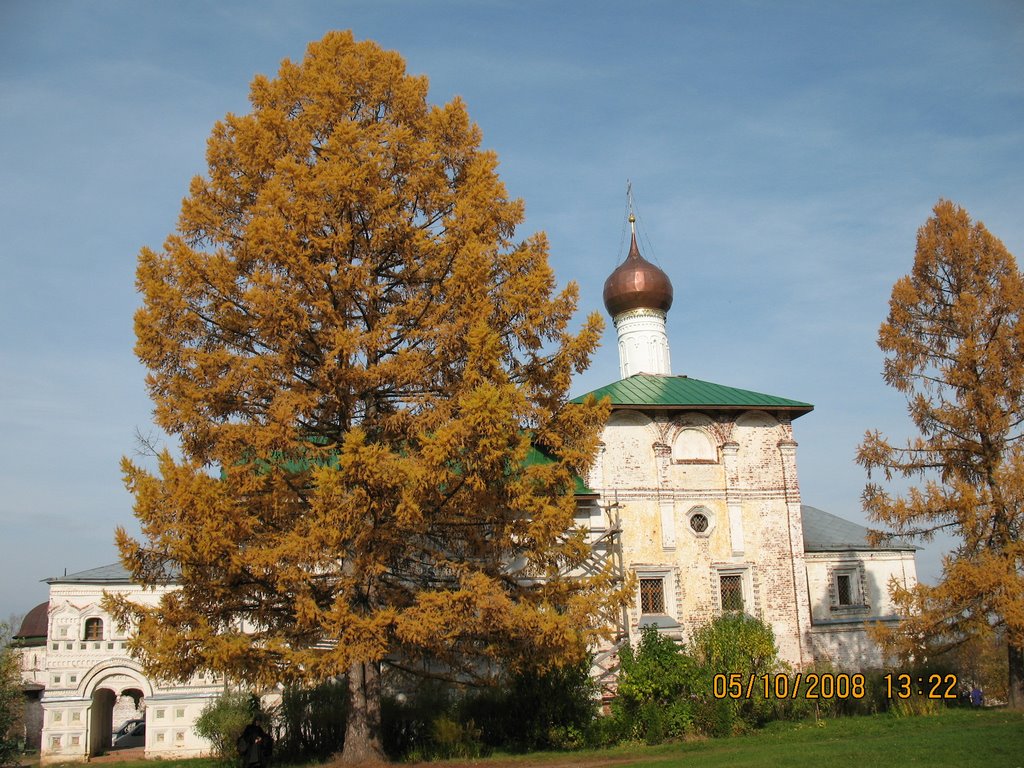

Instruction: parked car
[112,719,145,748]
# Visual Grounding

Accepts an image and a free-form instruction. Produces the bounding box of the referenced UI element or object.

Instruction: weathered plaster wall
[588,408,813,667]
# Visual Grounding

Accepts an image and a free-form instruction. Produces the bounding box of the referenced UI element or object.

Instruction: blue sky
[1,0,1022,622]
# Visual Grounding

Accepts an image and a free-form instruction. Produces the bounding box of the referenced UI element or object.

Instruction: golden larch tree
[110,31,622,762]
[858,199,1024,707]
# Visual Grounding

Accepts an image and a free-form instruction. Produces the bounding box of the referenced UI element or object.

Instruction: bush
[382,660,597,759]
[463,658,598,751]
[194,692,262,762]
[274,679,347,762]
[427,715,484,760]
[606,616,784,744]
[691,613,780,730]
[381,682,452,760]
[608,626,701,743]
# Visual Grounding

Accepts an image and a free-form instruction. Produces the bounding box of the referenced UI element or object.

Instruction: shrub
[463,657,598,751]
[428,715,484,760]
[609,626,701,743]
[274,679,347,761]
[691,613,780,731]
[194,692,261,762]
[381,682,459,760]
[383,659,597,759]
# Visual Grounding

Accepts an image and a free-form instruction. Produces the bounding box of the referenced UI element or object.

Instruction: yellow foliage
[859,200,1024,706]
[111,33,622,743]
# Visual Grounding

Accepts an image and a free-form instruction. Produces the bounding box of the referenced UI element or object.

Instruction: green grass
[31,708,1024,768]
[621,708,1024,767]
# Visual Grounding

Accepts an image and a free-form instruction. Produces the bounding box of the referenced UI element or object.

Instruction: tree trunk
[341,660,385,764]
[1009,642,1024,709]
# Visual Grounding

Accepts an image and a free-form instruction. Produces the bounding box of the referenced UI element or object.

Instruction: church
[572,215,917,685]
[14,216,917,761]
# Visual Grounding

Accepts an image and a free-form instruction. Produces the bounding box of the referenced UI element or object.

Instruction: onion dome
[14,601,49,643]
[603,218,674,316]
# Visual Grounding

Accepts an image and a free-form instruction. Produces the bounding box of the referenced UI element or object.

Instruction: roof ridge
[572,374,813,415]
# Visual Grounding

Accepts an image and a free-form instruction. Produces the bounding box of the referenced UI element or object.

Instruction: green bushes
[274,679,347,761]
[467,657,598,751]
[193,620,963,762]
[605,617,965,747]
[196,682,347,764]
[381,659,598,760]
[194,692,260,762]
[607,615,783,742]
[610,626,701,743]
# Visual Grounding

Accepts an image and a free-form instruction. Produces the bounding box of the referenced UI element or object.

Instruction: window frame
[685,505,716,538]
[632,567,679,628]
[829,564,868,612]
[715,566,751,615]
[83,617,104,641]
[639,577,666,615]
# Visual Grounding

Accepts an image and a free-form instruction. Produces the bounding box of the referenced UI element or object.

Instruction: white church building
[576,215,916,674]
[15,216,917,761]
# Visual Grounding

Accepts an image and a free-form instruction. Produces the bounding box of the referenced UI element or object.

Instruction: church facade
[15,218,917,761]
[575,215,917,675]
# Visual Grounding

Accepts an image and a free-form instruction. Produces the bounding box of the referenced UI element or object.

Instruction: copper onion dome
[603,222,674,316]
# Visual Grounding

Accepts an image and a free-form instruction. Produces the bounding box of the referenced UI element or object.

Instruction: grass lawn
[32,708,1024,768]
[438,708,1024,768]
[620,707,1024,767]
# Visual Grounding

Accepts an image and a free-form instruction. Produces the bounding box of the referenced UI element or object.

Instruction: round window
[690,513,709,533]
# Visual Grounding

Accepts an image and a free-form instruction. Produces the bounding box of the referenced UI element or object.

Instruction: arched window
[673,428,717,463]
[84,618,103,641]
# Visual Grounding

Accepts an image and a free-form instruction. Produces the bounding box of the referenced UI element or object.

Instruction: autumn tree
[858,199,1024,707]
[110,31,621,763]
[0,622,22,766]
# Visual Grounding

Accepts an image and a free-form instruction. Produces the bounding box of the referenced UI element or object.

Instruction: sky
[1,0,1022,623]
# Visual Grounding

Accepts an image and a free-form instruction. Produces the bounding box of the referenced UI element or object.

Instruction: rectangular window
[72,711,80,722]
[71,735,80,746]
[720,574,744,612]
[84,618,103,641]
[175,708,185,719]
[156,709,165,719]
[51,737,62,748]
[836,573,853,606]
[639,578,665,614]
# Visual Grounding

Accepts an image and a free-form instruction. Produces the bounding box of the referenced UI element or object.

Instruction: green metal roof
[572,373,813,418]
[524,444,598,497]
[239,440,597,497]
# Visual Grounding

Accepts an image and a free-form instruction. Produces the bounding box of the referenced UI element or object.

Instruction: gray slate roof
[46,562,178,584]
[801,505,916,552]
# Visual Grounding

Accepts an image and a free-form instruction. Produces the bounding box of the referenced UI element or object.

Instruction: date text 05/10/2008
[712,672,960,700]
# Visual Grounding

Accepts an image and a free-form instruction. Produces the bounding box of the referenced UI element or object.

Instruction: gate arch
[79,659,153,756]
